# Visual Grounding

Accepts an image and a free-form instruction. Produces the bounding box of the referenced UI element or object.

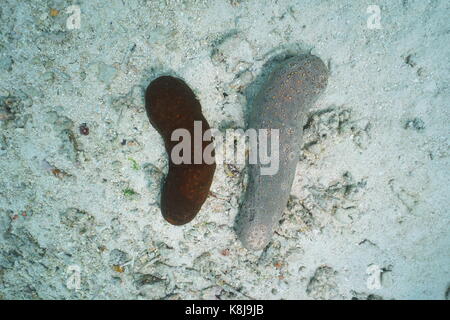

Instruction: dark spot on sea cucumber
[145,76,216,225]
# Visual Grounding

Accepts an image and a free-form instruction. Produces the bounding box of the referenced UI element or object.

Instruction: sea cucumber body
[145,76,215,225]
[237,55,328,250]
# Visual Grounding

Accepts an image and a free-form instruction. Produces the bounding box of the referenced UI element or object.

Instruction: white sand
[0,0,448,299]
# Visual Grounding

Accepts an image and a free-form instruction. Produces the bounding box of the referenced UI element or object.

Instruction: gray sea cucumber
[236,54,329,250]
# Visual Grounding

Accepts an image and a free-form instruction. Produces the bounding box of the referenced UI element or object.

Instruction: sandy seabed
[0,0,448,299]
